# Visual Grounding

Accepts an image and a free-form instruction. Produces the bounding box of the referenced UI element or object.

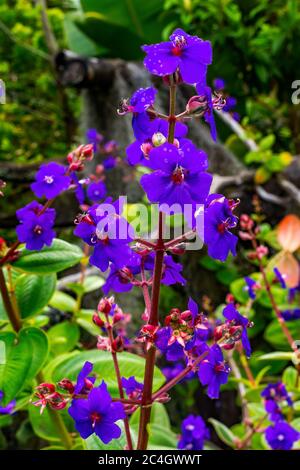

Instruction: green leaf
[86,431,125,450]
[259,134,275,150]
[13,239,83,274]
[264,319,300,350]
[258,351,295,361]
[0,328,48,404]
[15,273,56,318]
[282,366,298,389]
[49,291,76,312]
[29,406,74,444]
[48,321,80,355]
[130,402,171,429]
[208,418,238,448]
[44,350,165,397]
[147,424,177,450]
[230,278,249,304]
[76,309,99,336]
[67,275,104,295]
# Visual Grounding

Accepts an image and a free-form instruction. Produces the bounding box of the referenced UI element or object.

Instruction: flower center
[44,175,54,184]
[33,225,43,235]
[214,363,225,373]
[277,434,285,441]
[172,35,187,56]
[217,217,232,234]
[90,411,102,427]
[171,166,185,184]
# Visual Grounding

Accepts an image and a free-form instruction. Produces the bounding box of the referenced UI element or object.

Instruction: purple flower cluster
[0,390,16,415]
[261,382,299,450]
[16,201,56,250]
[177,414,210,450]
[74,198,135,271]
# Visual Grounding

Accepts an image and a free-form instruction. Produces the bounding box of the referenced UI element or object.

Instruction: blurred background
[0,0,300,448]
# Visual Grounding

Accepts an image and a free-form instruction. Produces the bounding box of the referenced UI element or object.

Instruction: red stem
[106,323,133,450]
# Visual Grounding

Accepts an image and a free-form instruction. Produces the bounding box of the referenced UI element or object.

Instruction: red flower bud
[111,335,124,353]
[98,297,113,314]
[57,379,75,394]
[240,214,254,231]
[93,313,105,328]
[36,383,56,394]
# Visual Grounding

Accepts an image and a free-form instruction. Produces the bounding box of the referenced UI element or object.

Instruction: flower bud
[256,245,268,260]
[186,95,208,116]
[36,383,56,394]
[141,141,153,157]
[98,297,113,314]
[93,313,105,328]
[57,379,75,394]
[240,214,254,231]
[152,132,167,147]
[111,335,124,353]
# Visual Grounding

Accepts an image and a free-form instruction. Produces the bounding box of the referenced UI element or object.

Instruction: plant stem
[227,351,250,425]
[237,343,255,386]
[137,76,177,450]
[152,350,209,401]
[0,267,22,331]
[106,324,133,450]
[0,241,21,267]
[251,237,298,353]
[237,413,268,450]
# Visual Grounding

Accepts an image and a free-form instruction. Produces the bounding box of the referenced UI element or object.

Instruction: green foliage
[13,239,84,274]
[0,327,48,404]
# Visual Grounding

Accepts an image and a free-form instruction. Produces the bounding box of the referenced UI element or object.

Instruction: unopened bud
[98,297,113,314]
[240,214,254,231]
[111,336,124,353]
[93,313,105,328]
[186,95,208,116]
[36,383,56,394]
[152,132,167,147]
[58,379,75,394]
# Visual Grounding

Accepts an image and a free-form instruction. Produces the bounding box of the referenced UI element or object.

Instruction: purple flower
[155,327,185,362]
[162,362,195,382]
[102,255,141,295]
[121,376,143,396]
[140,142,212,213]
[74,198,135,272]
[195,82,217,141]
[223,303,251,357]
[87,181,107,202]
[103,156,117,170]
[198,344,230,399]
[202,195,238,262]
[144,252,186,286]
[142,29,212,85]
[261,382,292,421]
[244,276,258,300]
[274,267,287,288]
[119,87,157,141]
[213,78,225,90]
[74,361,96,395]
[68,381,125,443]
[178,414,210,450]
[16,201,56,251]
[0,390,16,415]
[265,421,299,450]
[281,309,300,321]
[31,162,70,200]
[126,119,187,167]
[223,96,237,113]
[86,128,103,152]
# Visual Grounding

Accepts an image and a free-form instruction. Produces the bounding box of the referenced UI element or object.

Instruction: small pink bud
[57,379,75,394]
[93,314,105,328]
[240,214,254,231]
[98,297,113,314]
[256,245,268,260]
[186,95,208,116]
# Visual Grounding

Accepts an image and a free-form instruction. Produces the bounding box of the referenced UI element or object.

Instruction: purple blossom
[244,276,258,300]
[144,252,186,286]
[223,303,251,357]
[265,421,299,450]
[31,162,70,200]
[86,128,103,152]
[87,181,107,202]
[162,362,195,382]
[102,255,141,295]
[103,156,117,170]
[142,29,212,85]
[198,344,230,399]
[74,361,96,395]
[261,382,292,421]
[119,87,157,141]
[126,119,187,167]
[74,199,135,272]
[140,142,212,213]
[16,201,56,251]
[195,82,217,141]
[274,267,287,288]
[155,327,185,362]
[223,96,237,113]
[178,414,210,450]
[281,309,300,321]
[213,78,225,90]
[201,195,238,262]
[0,390,16,415]
[121,376,143,396]
[68,381,125,443]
